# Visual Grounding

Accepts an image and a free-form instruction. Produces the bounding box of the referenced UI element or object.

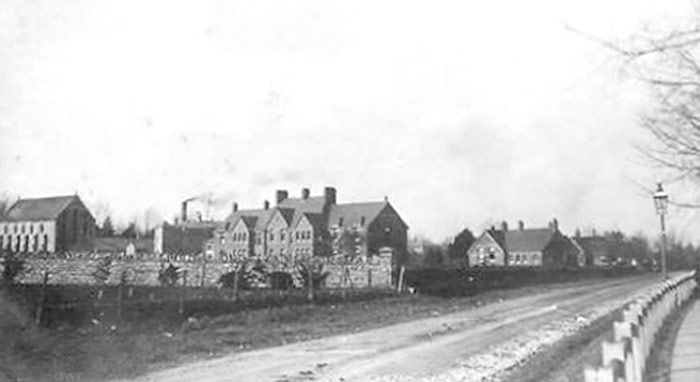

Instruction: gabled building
[0,195,95,253]
[577,235,612,267]
[207,187,409,267]
[467,220,579,268]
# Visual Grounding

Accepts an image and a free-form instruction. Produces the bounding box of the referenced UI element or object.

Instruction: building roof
[277,196,327,214]
[2,195,82,222]
[504,228,556,252]
[327,201,391,229]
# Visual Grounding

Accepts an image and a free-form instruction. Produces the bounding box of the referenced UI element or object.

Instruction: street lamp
[653,183,669,280]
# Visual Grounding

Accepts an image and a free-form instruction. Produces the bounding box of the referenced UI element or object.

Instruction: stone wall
[7,252,392,289]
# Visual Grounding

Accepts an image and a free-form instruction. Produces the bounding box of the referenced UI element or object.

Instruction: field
[0,267,655,382]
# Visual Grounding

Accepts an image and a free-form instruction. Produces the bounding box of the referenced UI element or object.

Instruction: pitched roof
[2,195,81,222]
[277,196,327,214]
[503,228,556,253]
[293,212,325,231]
[327,201,389,229]
[225,208,275,231]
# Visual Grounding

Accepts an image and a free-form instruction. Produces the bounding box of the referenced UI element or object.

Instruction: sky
[1,0,698,242]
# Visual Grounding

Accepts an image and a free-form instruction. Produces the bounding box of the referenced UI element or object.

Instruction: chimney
[276,190,289,204]
[500,221,508,232]
[264,200,270,210]
[551,218,559,232]
[232,202,238,213]
[518,220,524,231]
[324,187,337,205]
[301,188,310,199]
[181,201,188,223]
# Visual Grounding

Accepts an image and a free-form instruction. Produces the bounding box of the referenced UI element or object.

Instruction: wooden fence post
[179,270,187,316]
[35,270,50,326]
[397,266,406,293]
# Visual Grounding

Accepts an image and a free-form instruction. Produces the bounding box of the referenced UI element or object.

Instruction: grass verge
[498,307,623,382]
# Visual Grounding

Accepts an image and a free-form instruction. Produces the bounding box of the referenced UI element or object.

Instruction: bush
[269,272,294,291]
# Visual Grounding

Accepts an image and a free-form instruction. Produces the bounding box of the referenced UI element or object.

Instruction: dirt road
[116,275,662,382]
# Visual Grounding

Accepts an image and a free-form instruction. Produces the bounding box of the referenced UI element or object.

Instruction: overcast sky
[1,0,698,242]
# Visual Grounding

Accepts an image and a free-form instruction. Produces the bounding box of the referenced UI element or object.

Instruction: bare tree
[585,15,700,203]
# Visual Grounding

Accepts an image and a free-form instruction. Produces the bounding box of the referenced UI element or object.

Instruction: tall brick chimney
[301,188,310,199]
[232,202,238,213]
[324,187,337,205]
[501,221,508,232]
[518,220,524,231]
[264,200,270,210]
[276,190,289,204]
[181,201,188,223]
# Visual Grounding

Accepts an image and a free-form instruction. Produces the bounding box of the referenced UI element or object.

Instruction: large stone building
[0,195,95,253]
[207,187,409,267]
[467,220,579,268]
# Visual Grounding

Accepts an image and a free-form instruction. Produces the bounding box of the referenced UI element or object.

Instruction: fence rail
[584,271,697,382]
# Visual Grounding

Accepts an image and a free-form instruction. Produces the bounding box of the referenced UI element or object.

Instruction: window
[43,235,48,251]
[29,225,33,234]
[33,234,39,252]
[269,232,274,242]
[339,217,344,227]
[515,254,521,264]
[13,224,17,233]
[20,224,25,234]
[280,230,285,241]
[360,216,366,226]
[220,236,225,245]
[39,224,44,233]
[280,248,285,257]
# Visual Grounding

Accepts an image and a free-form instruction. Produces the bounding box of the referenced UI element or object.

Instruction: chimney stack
[276,190,289,204]
[501,221,508,232]
[264,200,270,210]
[232,202,238,213]
[181,201,188,223]
[518,220,524,231]
[301,188,310,199]
[551,218,559,232]
[324,187,337,205]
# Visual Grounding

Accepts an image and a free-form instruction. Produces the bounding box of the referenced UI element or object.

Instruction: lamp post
[653,183,669,280]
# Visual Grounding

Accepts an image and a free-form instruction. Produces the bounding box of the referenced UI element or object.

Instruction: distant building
[207,187,409,267]
[467,220,579,268]
[0,195,95,253]
[577,235,612,266]
[92,237,154,257]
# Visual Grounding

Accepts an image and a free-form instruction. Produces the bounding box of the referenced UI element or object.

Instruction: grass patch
[498,307,623,382]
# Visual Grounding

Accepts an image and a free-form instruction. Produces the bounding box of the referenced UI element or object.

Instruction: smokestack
[301,188,310,199]
[324,187,336,205]
[276,190,289,204]
[232,202,238,213]
[551,218,559,232]
[501,221,508,232]
[518,220,524,231]
[264,200,270,210]
[181,201,188,223]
